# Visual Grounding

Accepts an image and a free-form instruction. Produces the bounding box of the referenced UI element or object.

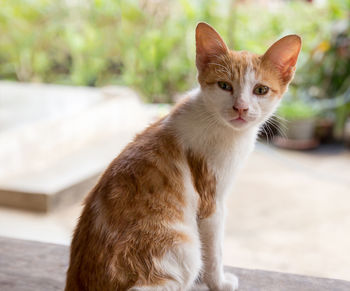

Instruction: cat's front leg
[198,201,238,291]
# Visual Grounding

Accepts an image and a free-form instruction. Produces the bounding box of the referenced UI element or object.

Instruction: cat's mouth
[227,116,254,129]
[230,117,246,123]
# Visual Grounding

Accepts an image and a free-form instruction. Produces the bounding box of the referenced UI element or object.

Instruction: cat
[65,22,301,291]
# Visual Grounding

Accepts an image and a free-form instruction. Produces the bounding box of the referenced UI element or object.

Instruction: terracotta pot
[283,118,316,140]
[273,118,319,150]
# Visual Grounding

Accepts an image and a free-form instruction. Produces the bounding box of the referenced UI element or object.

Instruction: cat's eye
[253,84,269,95]
[218,81,233,92]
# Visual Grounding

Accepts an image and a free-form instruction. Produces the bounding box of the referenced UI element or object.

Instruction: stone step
[0,82,147,181]
[0,136,134,212]
[0,82,164,212]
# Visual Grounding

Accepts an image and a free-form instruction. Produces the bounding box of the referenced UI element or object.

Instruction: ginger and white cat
[65,22,301,291]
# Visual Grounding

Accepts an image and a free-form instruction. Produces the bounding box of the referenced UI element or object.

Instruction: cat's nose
[233,105,249,115]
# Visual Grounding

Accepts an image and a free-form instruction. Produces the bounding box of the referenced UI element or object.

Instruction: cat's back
[94,117,187,222]
[65,117,195,291]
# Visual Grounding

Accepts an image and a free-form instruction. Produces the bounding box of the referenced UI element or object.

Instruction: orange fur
[65,120,189,290]
[186,150,217,219]
[65,22,301,291]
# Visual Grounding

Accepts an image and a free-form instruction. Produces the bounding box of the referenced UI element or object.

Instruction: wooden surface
[0,236,350,291]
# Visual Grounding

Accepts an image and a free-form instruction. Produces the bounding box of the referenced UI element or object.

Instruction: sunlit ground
[0,143,349,281]
[224,143,350,281]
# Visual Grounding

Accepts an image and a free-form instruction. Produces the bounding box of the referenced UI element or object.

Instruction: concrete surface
[0,81,148,181]
[0,143,349,281]
[1,236,350,291]
[0,81,157,211]
[224,143,350,281]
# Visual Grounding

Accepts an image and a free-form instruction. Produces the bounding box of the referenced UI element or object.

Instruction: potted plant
[273,95,320,150]
[294,19,350,142]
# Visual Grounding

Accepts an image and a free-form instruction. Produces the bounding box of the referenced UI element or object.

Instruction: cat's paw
[219,273,239,291]
[204,272,239,291]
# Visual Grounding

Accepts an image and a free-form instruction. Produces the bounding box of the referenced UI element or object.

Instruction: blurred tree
[0,0,348,103]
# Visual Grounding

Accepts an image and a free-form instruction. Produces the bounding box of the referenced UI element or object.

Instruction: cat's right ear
[196,22,228,72]
[262,35,302,84]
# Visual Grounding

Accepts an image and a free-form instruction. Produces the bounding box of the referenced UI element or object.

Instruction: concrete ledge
[0,236,349,291]
[0,174,98,212]
[0,82,158,212]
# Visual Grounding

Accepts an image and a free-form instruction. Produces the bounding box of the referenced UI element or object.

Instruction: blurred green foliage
[278,98,319,121]
[0,0,348,103]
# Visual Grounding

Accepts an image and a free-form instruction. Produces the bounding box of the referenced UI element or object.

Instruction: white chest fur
[206,128,257,198]
[169,91,259,200]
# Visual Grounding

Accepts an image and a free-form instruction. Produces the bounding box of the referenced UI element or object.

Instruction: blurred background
[0,0,350,282]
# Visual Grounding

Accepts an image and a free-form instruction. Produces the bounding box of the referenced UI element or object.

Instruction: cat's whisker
[269,116,288,132]
[265,118,287,139]
[259,124,270,143]
[272,113,287,122]
[265,123,274,143]
[269,121,286,133]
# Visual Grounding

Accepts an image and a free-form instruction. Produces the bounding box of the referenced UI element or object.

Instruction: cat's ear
[262,35,302,83]
[196,22,228,71]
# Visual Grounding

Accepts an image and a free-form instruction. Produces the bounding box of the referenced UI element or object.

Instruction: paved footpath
[0,143,349,281]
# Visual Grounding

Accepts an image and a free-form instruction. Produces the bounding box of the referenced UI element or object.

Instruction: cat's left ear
[262,35,302,83]
[196,22,228,72]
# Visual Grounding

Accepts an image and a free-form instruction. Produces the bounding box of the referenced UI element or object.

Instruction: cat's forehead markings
[241,58,257,99]
[218,51,260,85]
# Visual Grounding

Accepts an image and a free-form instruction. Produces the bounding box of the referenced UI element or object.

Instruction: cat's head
[195,22,301,131]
